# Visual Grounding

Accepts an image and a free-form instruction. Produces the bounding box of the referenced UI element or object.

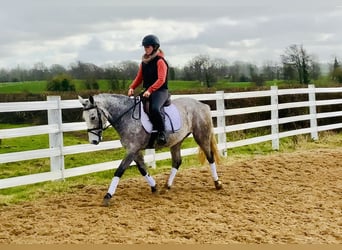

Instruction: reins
[83,95,143,135]
[110,95,142,125]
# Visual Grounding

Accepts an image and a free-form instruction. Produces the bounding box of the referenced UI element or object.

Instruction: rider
[128,34,169,145]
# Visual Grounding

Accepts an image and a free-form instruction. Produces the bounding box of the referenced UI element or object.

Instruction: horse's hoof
[159,184,171,194]
[102,193,112,207]
[214,180,223,190]
[151,185,158,194]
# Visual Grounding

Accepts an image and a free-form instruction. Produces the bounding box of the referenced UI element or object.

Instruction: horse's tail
[198,132,221,165]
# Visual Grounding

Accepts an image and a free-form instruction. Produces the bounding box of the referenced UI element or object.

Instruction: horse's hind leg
[134,152,157,193]
[193,127,222,190]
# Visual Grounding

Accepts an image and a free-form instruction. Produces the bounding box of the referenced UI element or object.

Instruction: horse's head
[79,95,106,145]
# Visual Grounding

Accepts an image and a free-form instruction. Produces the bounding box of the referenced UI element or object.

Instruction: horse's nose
[91,140,99,145]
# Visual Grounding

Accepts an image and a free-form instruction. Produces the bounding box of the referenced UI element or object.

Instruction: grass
[0,80,256,94]
[0,77,338,95]
[0,81,47,93]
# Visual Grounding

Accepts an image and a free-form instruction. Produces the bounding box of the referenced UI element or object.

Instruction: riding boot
[157,130,167,145]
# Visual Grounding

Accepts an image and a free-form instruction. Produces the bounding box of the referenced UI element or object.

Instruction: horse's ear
[89,96,94,105]
[78,95,87,107]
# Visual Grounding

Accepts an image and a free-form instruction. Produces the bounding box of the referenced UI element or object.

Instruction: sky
[1,0,342,69]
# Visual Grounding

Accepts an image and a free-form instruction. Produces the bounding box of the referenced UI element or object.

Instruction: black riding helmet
[142,34,160,50]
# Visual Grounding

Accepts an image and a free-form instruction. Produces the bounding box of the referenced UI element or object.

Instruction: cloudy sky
[1,0,341,69]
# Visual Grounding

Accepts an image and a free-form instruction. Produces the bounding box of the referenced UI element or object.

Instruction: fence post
[271,86,279,150]
[216,91,227,156]
[308,84,318,140]
[145,148,156,169]
[47,96,65,179]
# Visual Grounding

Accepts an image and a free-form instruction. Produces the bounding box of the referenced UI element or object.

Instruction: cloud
[0,0,341,69]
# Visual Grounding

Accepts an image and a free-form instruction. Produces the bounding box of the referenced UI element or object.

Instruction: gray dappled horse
[79,93,222,206]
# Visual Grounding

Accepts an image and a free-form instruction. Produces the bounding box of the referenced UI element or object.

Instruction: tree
[47,74,75,91]
[69,61,103,80]
[117,61,139,80]
[9,65,29,82]
[185,55,218,87]
[84,78,99,90]
[309,60,321,80]
[261,61,282,81]
[49,64,67,77]
[281,44,312,84]
[0,68,10,82]
[30,62,49,80]
[331,57,342,83]
[334,57,339,69]
[228,62,242,82]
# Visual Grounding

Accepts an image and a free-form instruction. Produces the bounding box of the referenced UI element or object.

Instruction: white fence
[1,85,342,189]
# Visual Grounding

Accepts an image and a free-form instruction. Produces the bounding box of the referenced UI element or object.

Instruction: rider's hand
[128,88,134,96]
[143,90,151,98]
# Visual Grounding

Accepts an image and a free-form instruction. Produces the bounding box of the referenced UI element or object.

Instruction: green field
[0,81,46,93]
[0,79,258,94]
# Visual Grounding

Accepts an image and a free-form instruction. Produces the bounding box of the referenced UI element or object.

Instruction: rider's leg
[149,89,169,144]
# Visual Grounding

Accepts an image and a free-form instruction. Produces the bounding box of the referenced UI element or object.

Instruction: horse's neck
[96,94,134,124]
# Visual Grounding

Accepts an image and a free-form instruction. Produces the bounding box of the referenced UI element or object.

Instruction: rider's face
[144,45,154,55]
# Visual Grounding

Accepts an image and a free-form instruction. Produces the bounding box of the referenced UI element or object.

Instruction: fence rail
[1,84,342,189]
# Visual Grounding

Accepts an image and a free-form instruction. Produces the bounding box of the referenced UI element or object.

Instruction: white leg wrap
[167,168,178,187]
[107,176,120,196]
[144,174,156,187]
[210,163,219,181]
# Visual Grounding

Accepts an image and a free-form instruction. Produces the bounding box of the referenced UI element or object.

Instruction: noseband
[83,105,108,140]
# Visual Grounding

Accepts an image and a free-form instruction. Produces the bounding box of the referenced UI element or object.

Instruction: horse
[79,93,223,206]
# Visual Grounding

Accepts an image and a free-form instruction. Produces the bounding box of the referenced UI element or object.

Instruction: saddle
[139,94,181,135]
[142,93,171,116]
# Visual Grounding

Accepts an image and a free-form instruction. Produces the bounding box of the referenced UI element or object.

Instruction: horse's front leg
[103,152,135,206]
[165,143,182,190]
[134,152,158,193]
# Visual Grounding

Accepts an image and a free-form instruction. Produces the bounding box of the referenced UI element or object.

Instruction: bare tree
[49,64,67,77]
[261,61,282,81]
[186,55,218,87]
[117,61,139,80]
[30,62,49,80]
[281,44,312,84]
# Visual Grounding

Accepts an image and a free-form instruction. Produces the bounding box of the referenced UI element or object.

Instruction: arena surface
[0,148,341,243]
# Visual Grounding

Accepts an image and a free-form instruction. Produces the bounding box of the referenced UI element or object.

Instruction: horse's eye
[91,116,96,121]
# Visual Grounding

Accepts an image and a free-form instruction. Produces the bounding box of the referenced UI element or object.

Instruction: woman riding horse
[128,34,169,145]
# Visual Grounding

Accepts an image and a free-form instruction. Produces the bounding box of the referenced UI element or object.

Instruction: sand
[0,148,341,243]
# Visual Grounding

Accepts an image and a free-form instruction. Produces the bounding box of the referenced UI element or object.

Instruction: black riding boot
[157,131,167,145]
[149,89,169,145]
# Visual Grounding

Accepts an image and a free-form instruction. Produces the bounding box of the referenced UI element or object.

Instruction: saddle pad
[140,103,182,133]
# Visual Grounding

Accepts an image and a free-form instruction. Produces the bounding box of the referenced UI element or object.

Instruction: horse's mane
[95,93,128,100]
[94,93,131,107]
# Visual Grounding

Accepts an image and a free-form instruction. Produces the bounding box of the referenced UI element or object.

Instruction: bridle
[83,96,142,141]
[83,105,110,141]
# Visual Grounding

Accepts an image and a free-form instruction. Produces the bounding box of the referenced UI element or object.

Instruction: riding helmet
[142,34,160,49]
